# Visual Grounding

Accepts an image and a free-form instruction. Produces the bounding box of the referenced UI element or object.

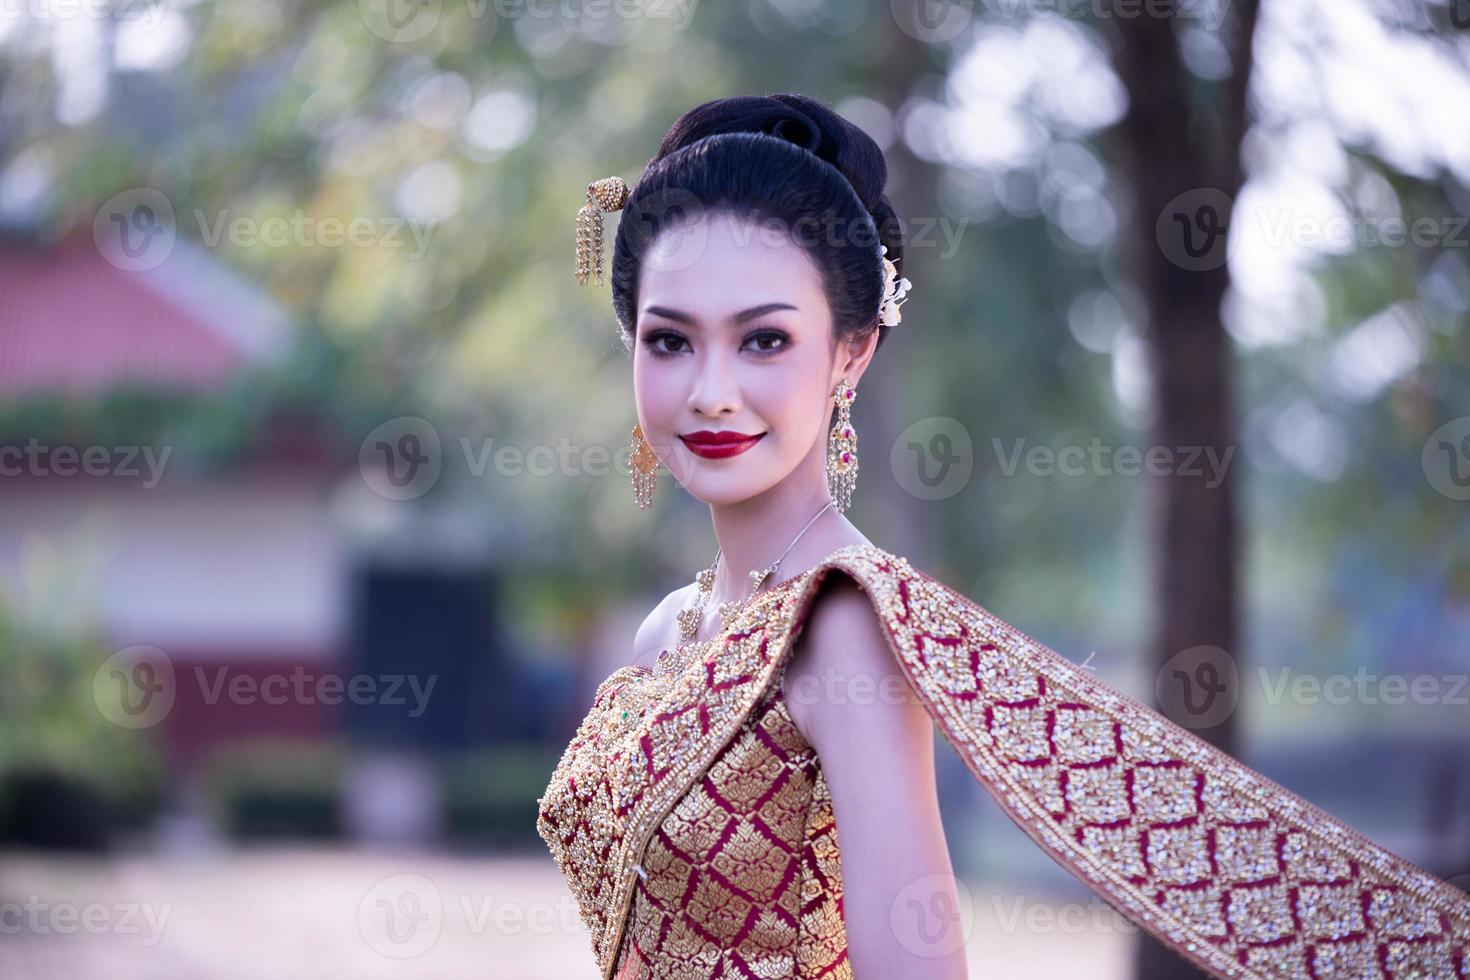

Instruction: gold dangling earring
[630,423,659,509]
[827,380,858,513]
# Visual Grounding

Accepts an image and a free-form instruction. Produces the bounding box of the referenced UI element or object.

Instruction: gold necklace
[654,499,836,678]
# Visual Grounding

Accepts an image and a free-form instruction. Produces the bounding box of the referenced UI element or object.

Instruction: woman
[537,94,1469,979]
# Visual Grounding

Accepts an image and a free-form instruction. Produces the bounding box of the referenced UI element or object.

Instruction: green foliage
[439,743,564,849]
[0,597,168,846]
[196,736,347,840]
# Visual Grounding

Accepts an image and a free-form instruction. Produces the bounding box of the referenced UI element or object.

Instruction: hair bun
[770,93,883,213]
[765,114,820,153]
[626,93,905,350]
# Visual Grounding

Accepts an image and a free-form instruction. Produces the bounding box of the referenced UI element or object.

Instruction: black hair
[609,93,906,357]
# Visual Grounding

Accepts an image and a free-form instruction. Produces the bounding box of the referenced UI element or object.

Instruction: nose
[686,348,740,419]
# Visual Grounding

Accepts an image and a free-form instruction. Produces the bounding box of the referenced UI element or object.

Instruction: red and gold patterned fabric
[612,681,849,978]
[537,544,1470,979]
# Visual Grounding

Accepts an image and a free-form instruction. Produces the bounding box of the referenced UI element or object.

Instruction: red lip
[680,430,766,459]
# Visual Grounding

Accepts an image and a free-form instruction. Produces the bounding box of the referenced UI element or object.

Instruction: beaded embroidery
[613,682,847,977]
[537,544,1470,979]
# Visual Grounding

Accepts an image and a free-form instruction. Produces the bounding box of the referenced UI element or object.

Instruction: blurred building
[0,223,551,849]
[0,224,348,771]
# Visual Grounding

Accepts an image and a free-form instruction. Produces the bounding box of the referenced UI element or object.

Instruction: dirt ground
[0,845,1132,978]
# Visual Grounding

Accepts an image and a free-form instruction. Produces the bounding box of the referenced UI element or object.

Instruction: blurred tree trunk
[866,22,938,569]
[1103,2,1260,977]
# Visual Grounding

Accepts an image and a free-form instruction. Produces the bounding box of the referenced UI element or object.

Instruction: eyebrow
[641,302,798,326]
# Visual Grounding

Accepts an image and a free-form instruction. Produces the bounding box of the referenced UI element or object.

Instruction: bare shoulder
[780,563,964,976]
[630,582,697,670]
[781,572,928,750]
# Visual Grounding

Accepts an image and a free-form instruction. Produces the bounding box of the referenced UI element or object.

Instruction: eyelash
[641,329,790,358]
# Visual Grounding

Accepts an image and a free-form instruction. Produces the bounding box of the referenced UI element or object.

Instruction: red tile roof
[0,225,289,399]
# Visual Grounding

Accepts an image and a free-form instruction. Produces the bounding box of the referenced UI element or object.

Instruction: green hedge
[195,738,560,847]
[196,736,346,841]
[440,744,561,850]
[0,602,168,850]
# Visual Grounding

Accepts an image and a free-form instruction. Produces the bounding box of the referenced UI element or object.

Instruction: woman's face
[632,211,869,508]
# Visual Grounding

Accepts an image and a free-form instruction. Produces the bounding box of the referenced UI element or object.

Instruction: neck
[704,453,858,608]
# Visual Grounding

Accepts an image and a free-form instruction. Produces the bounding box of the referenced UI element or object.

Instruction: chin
[684,485,756,508]
[682,476,774,508]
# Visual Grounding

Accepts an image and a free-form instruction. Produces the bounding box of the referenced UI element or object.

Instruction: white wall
[0,473,346,658]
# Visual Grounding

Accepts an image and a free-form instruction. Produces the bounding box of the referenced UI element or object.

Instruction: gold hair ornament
[575,176,630,286]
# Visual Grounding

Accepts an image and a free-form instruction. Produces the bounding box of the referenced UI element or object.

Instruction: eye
[642,329,689,357]
[743,329,790,355]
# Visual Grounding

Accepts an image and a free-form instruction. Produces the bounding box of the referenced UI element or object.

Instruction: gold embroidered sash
[539,543,1470,978]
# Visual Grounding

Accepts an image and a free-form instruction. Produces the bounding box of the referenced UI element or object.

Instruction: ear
[831,324,881,389]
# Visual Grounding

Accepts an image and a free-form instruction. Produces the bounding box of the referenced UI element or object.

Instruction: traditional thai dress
[536,544,1470,979]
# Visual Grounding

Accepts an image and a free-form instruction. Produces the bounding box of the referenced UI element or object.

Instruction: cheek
[632,357,677,415]
[747,373,830,446]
